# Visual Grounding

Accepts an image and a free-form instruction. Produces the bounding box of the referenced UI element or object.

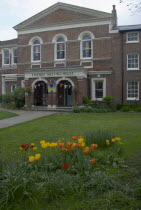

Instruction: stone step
[26,106,73,112]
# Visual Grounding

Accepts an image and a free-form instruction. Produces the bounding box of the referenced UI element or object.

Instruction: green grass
[0,110,17,120]
[0,112,141,158]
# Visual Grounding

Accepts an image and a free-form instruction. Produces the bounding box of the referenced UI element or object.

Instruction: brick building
[0,2,141,108]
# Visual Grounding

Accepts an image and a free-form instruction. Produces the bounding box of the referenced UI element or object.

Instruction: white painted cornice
[18,20,112,35]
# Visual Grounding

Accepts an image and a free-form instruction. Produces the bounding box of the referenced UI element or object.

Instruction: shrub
[122,105,132,112]
[73,106,113,113]
[2,93,13,104]
[0,95,2,103]
[84,130,115,148]
[12,87,25,108]
[117,103,123,110]
[82,96,94,106]
[103,96,114,106]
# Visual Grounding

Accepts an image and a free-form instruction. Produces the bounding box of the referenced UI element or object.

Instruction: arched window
[81,34,92,59]
[32,39,41,62]
[56,37,66,60]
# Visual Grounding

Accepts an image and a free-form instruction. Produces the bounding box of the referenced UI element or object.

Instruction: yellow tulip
[81,142,85,147]
[78,138,84,144]
[33,147,37,151]
[41,143,47,148]
[29,156,35,162]
[106,140,110,143]
[19,147,23,150]
[35,154,41,160]
[31,143,35,146]
[40,140,46,144]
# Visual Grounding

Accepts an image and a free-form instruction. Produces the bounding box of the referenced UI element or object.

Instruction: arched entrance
[34,81,48,106]
[57,80,72,107]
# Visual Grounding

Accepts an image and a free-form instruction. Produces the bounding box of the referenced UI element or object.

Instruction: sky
[0,0,141,41]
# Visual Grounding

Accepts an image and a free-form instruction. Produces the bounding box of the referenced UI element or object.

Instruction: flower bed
[19,136,124,172]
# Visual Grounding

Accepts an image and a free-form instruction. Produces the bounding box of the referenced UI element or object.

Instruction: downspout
[121,32,124,105]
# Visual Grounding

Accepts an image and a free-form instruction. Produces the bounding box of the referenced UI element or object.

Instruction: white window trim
[79,32,94,60]
[53,34,67,61]
[2,48,11,67]
[29,36,43,63]
[127,81,139,101]
[91,78,106,101]
[126,32,139,43]
[127,53,139,70]
[31,41,41,63]
[11,48,17,66]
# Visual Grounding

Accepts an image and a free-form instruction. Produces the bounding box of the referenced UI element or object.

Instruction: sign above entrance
[25,69,87,79]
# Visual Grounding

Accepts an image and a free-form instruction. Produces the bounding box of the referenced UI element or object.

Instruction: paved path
[0,108,56,129]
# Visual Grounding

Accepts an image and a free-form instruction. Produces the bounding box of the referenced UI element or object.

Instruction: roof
[0,38,18,47]
[14,2,112,31]
[118,24,141,32]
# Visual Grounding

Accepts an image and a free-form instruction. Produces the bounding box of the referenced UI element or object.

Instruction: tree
[120,0,141,13]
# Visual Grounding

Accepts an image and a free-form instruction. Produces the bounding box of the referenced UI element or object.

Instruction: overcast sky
[0,0,141,41]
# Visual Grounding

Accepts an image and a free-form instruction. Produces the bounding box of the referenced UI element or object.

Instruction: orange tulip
[91,144,98,149]
[90,158,96,164]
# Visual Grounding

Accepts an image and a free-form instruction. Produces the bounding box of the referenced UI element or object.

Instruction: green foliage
[84,130,115,148]
[116,103,123,110]
[82,96,94,106]
[25,87,32,94]
[73,106,113,113]
[117,104,141,112]
[103,96,114,105]
[0,95,2,103]
[2,93,13,104]
[12,87,25,108]
[84,171,118,193]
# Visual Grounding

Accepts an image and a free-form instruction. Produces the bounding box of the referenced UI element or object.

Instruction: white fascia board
[18,21,111,35]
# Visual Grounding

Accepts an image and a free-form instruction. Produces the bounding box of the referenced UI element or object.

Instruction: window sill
[127,69,139,71]
[31,60,41,63]
[126,41,140,44]
[81,57,92,60]
[126,98,139,101]
[55,59,66,61]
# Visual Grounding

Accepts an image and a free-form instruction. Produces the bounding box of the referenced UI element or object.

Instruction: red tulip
[62,163,69,169]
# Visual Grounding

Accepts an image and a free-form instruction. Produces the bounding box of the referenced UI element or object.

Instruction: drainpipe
[121,33,124,105]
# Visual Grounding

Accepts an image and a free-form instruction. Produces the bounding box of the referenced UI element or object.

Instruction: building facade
[0,2,141,108]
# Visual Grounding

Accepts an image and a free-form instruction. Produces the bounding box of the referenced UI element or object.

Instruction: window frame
[55,37,66,61]
[29,37,43,63]
[127,81,139,101]
[91,78,106,101]
[32,39,41,63]
[81,34,93,60]
[2,49,10,66]
[127,53,139,70]
[11,48,18,65]
[126,32,139,43]
[11,84,17,93]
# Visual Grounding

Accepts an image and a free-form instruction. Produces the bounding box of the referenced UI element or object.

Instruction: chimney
[112,5,118,29]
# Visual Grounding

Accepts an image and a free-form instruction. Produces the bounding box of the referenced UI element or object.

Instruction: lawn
[0,110,17,120]
[0,112,141,157]
[0,112,141,209]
